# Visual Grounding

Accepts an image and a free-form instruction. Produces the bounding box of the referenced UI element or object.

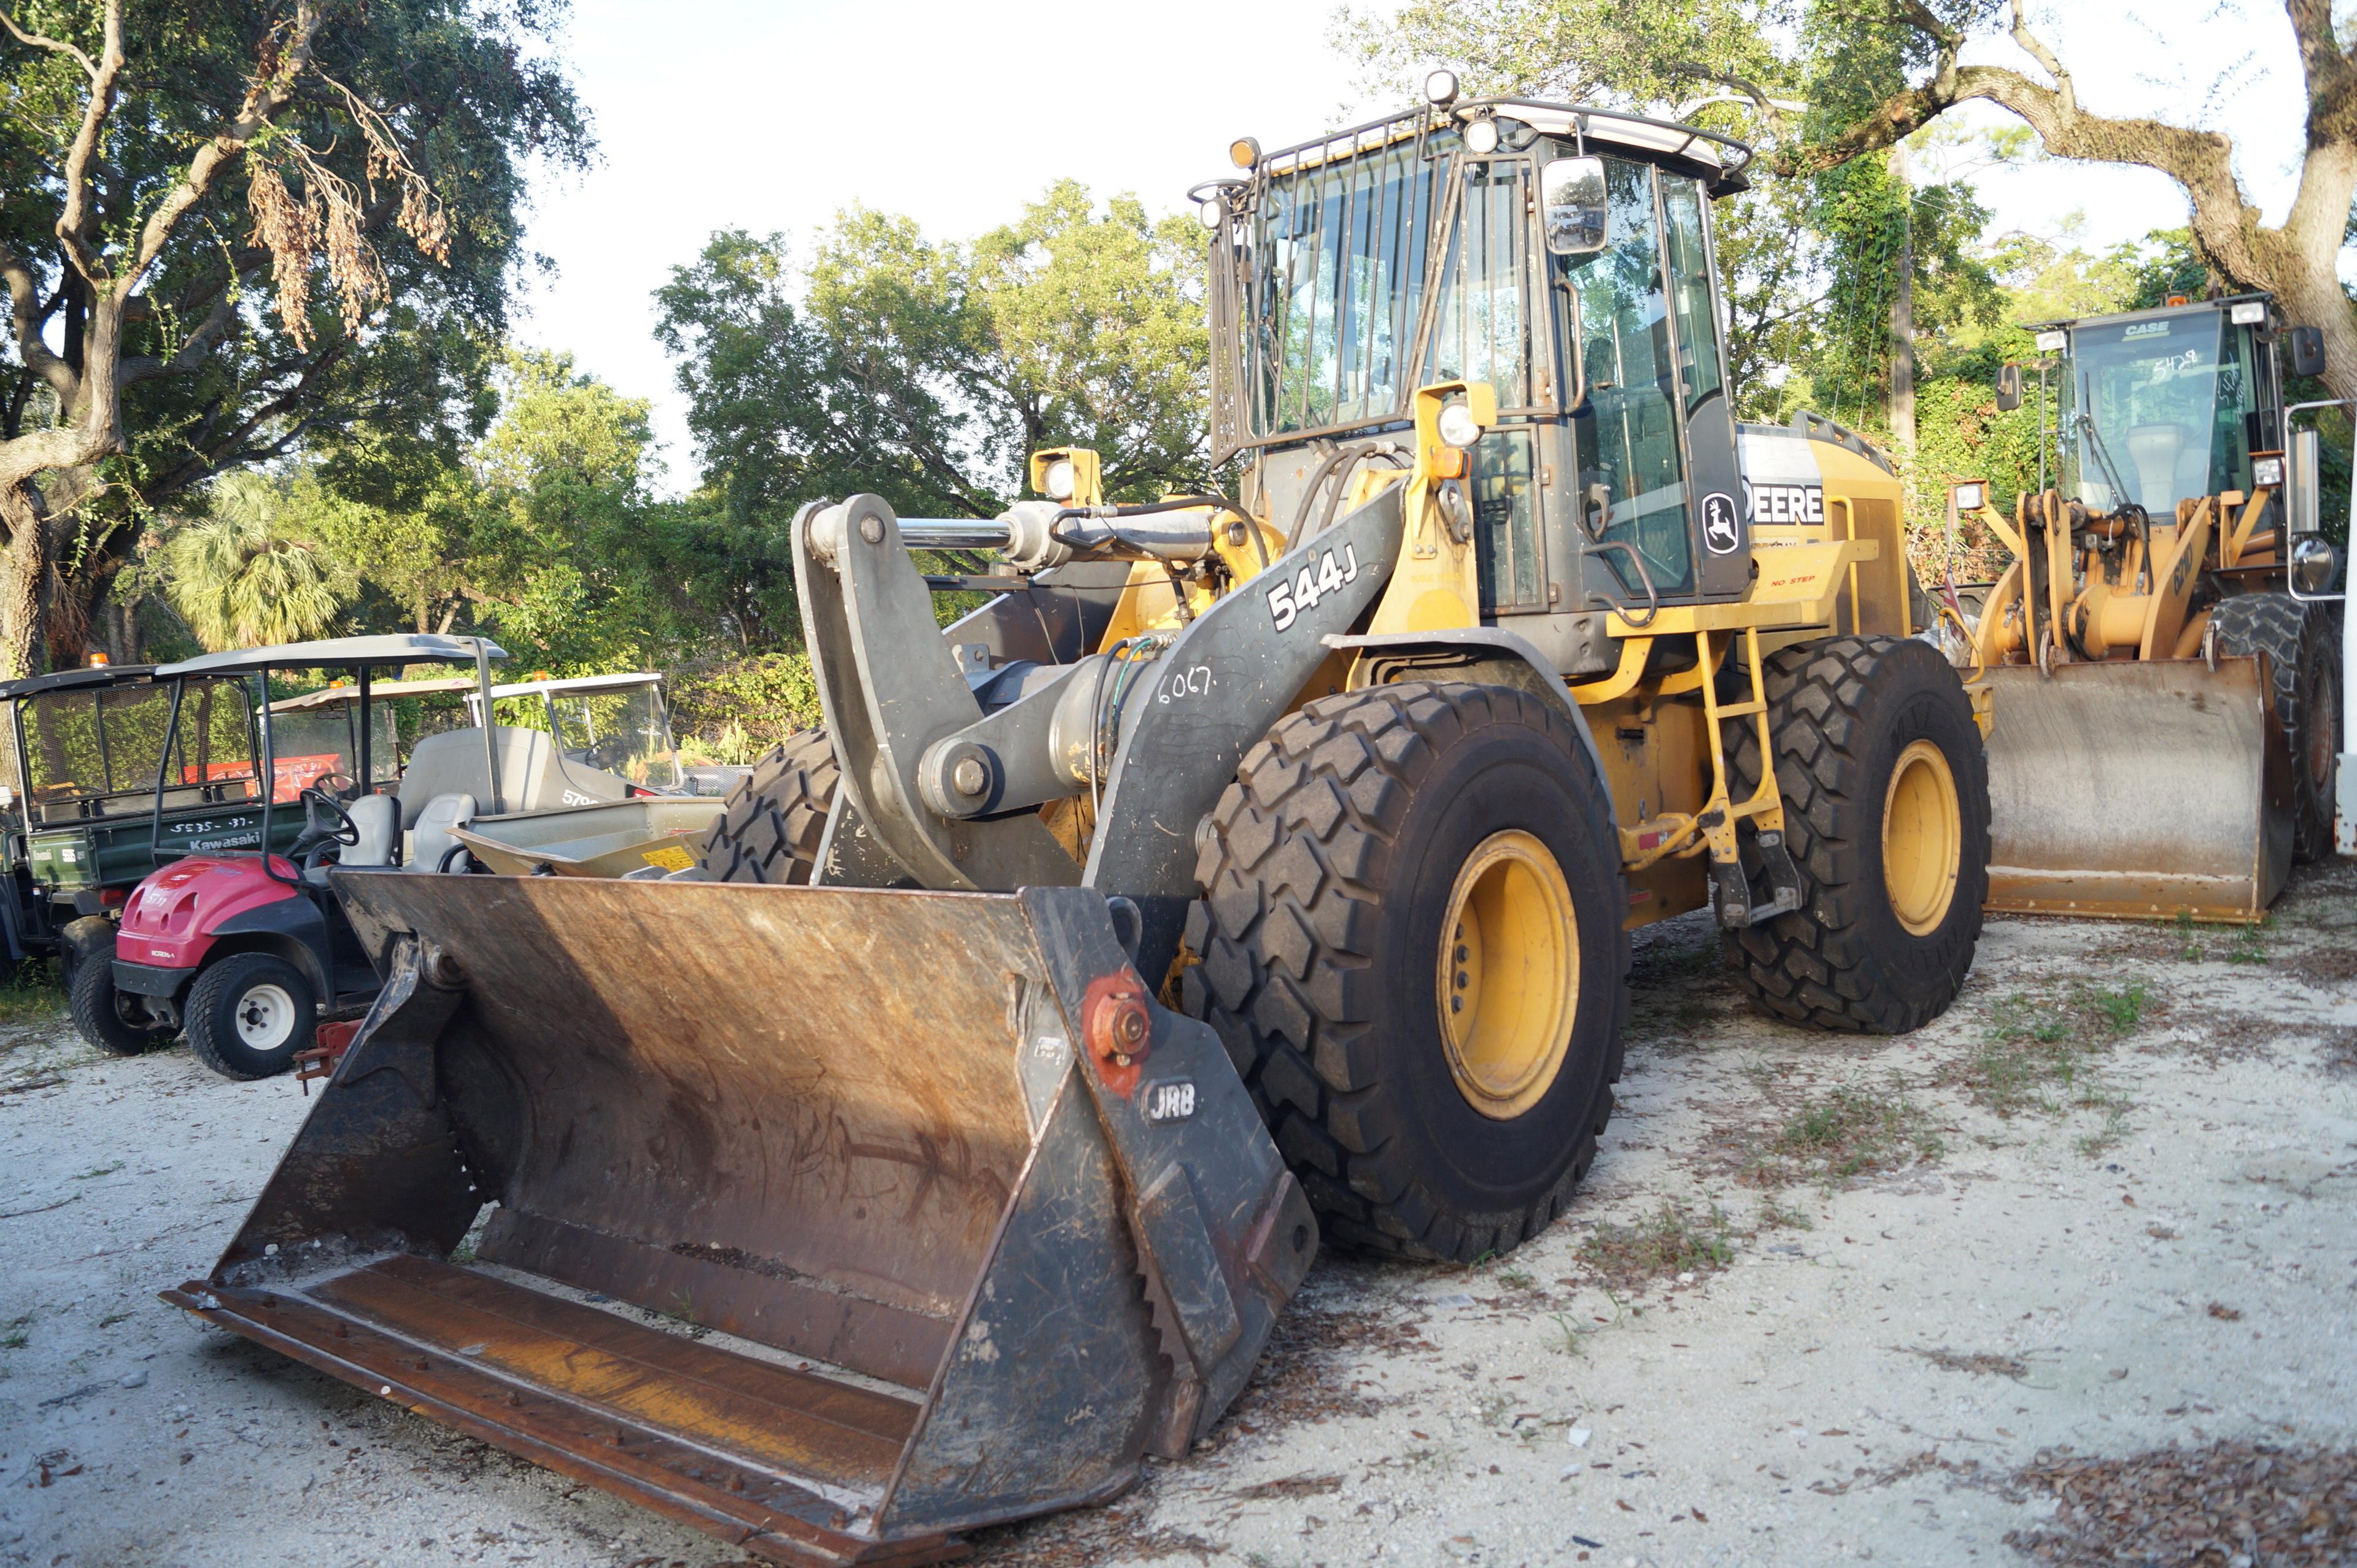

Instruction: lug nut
[951,755,989,797]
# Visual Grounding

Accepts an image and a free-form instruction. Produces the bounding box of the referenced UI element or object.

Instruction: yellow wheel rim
[1882,739,1961,937]
[1436,830,1580,1121]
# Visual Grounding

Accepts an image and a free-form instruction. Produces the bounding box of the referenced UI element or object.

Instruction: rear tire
[695,729,839,884]
[2210,593,2340,863]
[1722,635,1990,1033]
[67,940,171,1057]
[1182,682,1629,1264]
[185,953,315,1081]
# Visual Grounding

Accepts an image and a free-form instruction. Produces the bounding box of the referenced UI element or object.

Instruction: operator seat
[410,792,477,875]
[341,793,399,868]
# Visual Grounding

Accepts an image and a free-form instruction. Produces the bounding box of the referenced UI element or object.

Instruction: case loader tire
[68,938,170,1057]
[185,952,315,1081]
[2210,593,2340,863]
[1723,635,1989,1033]
[1182,682,1629,1264]
[695,728,839,884]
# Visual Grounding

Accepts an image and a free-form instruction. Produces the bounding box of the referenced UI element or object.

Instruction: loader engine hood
[117,855,298,970]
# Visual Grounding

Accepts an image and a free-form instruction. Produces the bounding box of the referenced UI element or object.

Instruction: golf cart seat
[411,793,476,875]
[343,794,399,868]
[395,725,626,829]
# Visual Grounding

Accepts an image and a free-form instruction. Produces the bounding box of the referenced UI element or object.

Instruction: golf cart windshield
[2062,310,2264,514]
[267,676,483,793]
[21,677,259,821]
[485,676,684,793]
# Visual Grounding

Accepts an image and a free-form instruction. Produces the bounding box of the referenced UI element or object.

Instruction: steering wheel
[290,784,362,869]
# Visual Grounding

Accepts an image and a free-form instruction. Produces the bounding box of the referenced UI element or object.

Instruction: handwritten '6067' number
[1266,544,1361,633]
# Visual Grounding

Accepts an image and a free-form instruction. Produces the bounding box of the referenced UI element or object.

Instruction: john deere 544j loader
[170,79,1990,1565]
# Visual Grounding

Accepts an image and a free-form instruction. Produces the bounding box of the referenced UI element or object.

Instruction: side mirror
[2290,536,2339,594]
[2289,325,2326,379]
[2289,428,2321,537]
[1540,156,1608,255]
[1995,365,2023,412]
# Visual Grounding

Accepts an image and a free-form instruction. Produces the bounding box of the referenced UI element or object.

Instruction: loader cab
[1212,98,1752,675]
[2038,295,2286,517]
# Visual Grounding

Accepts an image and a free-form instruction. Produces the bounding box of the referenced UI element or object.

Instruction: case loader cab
[1209,95,1754,676]
[2036,294,2288,518]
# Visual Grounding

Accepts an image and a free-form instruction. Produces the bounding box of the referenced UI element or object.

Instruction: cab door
[1658,174,1747,598]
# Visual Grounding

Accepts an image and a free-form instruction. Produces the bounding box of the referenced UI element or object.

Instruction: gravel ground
[1,862,2350,1568]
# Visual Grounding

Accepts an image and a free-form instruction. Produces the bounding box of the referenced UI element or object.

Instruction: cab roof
[486,671,662,701]
[155,633,508,681]
[0,663,157,701]
[1249,98,1752,195]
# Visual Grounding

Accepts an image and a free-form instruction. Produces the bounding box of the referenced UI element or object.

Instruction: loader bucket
[1981,654,2291,922]
[163,875,1315,1566]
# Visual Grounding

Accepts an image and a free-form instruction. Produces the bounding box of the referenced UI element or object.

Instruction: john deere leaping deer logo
[1703,492,1741,554]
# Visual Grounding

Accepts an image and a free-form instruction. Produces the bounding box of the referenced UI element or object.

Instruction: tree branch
[125,0,323,292]
[0,242,75,400]
[0,4,98,77]
[50,0,125,285]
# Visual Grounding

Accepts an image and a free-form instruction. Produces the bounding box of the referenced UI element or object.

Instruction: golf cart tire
[185,952,317,1081]
[67,938,170,1057]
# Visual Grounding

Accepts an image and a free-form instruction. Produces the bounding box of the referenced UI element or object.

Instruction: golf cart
[93,634,638,1076]
[4,662,320,976]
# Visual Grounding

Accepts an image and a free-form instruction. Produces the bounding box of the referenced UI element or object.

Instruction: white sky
[509,0,2318,490]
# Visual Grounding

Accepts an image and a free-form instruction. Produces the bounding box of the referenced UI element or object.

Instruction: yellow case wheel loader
[169,85,1989,1564]
[1957,293,2347,919]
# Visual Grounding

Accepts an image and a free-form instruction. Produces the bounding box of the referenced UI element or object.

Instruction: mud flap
[1982,655,2291,922]
[164,875,1315,1566]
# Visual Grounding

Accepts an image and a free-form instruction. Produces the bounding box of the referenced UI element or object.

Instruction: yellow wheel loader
[1954,294,2345,921]
[169,81,1989,1565]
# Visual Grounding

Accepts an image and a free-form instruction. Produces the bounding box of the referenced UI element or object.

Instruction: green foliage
[664,654,823,754]
[1,0,591,668]
[652,183,1214,650]
[165,476,353,650]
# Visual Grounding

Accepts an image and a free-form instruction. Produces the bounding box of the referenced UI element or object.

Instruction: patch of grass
[2173,911,2205,962]
[74,1162,123,1181]
[1579,1200,1734,1289]
[1757,1194,1816,1230]
[0,1315,30,1350]
[2224,920,2269,965]
[1493,1267,1535,1292]
[1547,1311,1589,1357]
[1963,981,2151,1117]
[0,959,63,1027]
[2076,1106,2131,1160]
[1770,1081,1945,1184]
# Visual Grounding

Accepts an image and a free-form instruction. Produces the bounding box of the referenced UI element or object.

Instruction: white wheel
[232,983,300,1052]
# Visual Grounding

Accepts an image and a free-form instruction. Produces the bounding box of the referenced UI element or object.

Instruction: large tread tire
[1182,681,1630,1264]
[695,728,840,884]
[1723,635,1991,1034]
[2210,593,2341,864]
[67,938,170,1057]
[185,952,315,1081]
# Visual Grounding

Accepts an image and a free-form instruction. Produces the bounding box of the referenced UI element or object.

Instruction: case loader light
[2035,330,2067,352]
[1042,458,1077,502]
[1951,481,1986,512]
[1198,198,1223,230]
[2230,301,2266,325]
[1436,401,1482,449]
[1423,68,1460,106]
[2251,454,2285,488]
[1464,115,1500,155]
[1228,136,1260,169]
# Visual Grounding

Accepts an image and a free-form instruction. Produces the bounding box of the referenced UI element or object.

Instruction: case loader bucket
[163,875,1315,1566]
[1982,655,2291,922]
